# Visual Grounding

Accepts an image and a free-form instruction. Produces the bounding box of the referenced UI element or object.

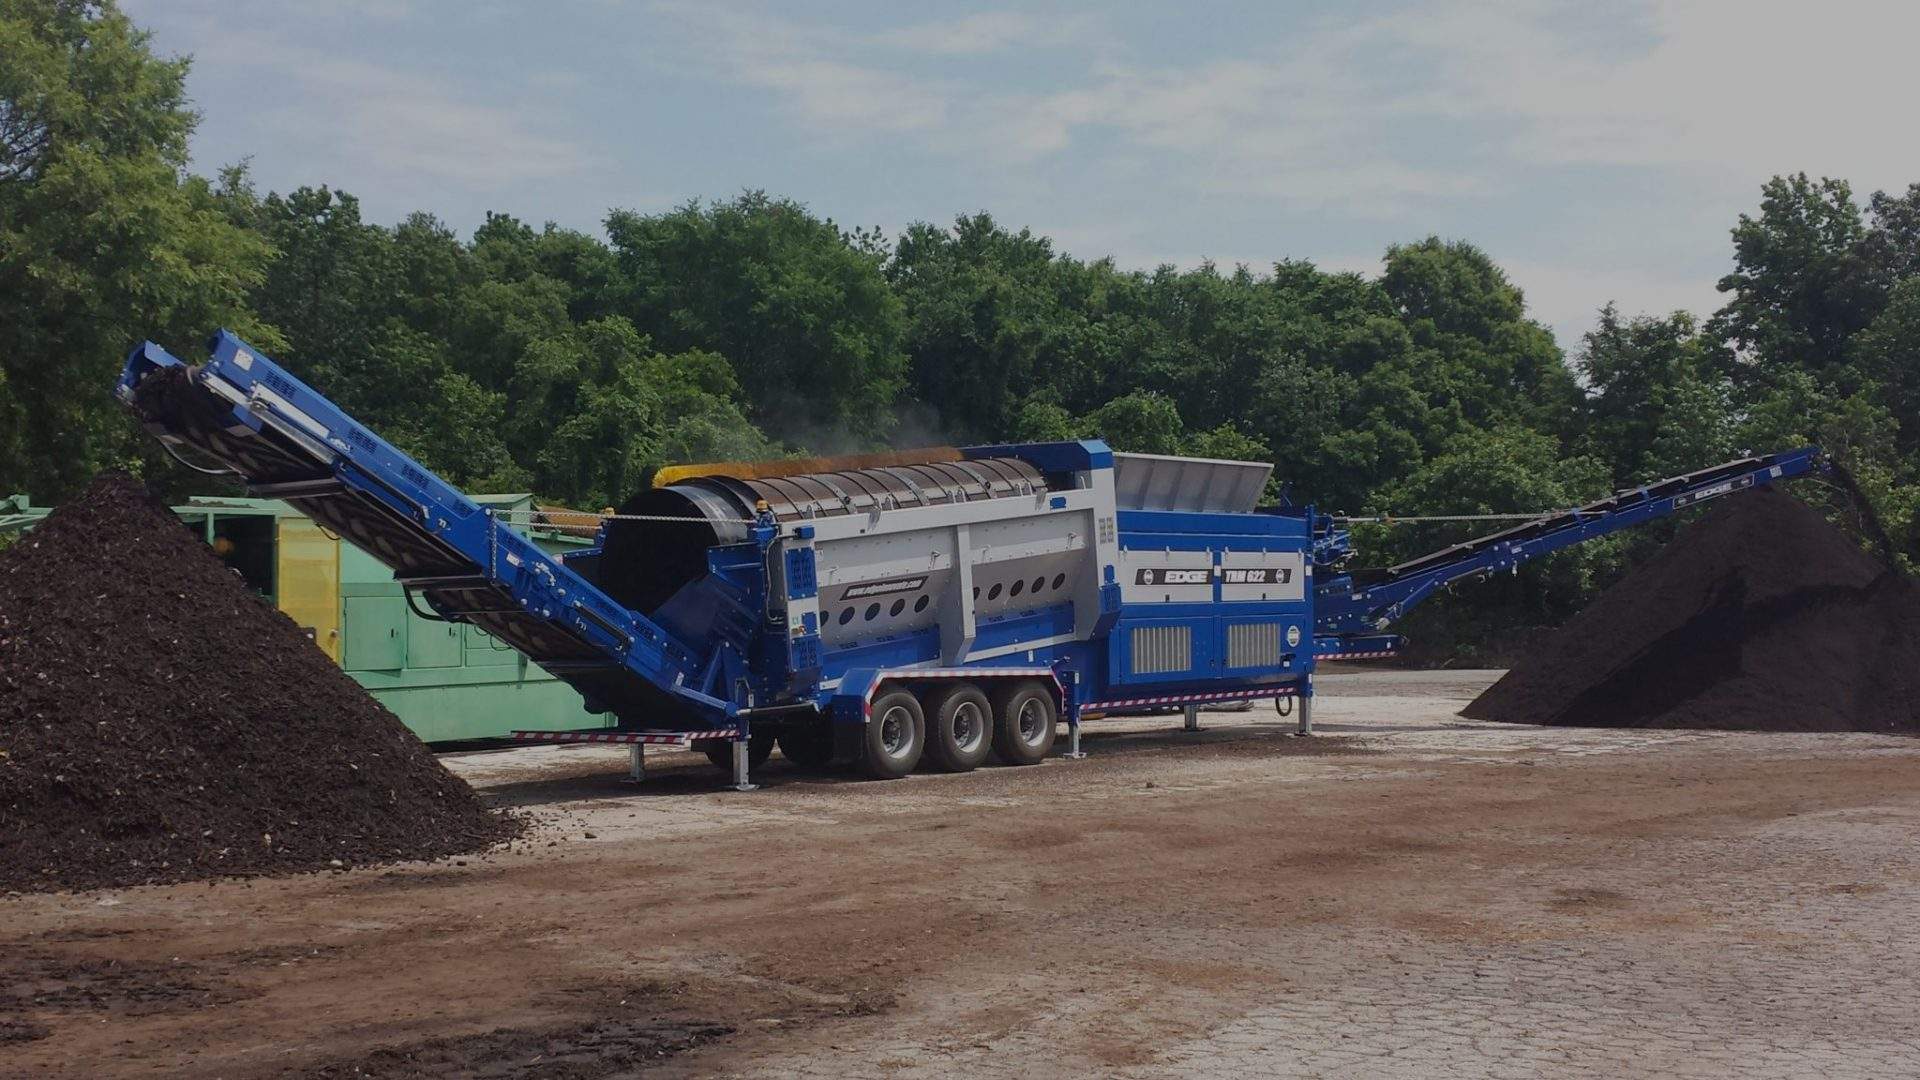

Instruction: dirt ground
[5,669,1920,1079]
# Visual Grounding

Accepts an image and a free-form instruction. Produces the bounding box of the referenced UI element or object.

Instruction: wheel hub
[879,705,913,757]
[953,701,985,751]
[1018,700,1045,745]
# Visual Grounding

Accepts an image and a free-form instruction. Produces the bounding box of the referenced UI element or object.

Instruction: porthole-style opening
[838,607,854,625]
[1010,579,1025,597]
[1051,573,1066,591]
[988,583,1003,601]
[913,595,930,613]
[1032,576,1046,594]
[889,598,906,617]
[864,603,881,621]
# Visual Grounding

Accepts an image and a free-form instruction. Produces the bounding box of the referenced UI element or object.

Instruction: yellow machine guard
[651,447,963,488]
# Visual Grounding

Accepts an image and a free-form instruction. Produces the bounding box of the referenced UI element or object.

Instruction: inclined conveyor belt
[119,333,717,726]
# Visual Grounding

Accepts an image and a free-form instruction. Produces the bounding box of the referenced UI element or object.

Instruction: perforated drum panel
[1131,624,1192,675]
[737,457,1044,520]
[1226,622,1282,669]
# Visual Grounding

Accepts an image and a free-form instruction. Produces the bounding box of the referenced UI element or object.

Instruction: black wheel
[862,688,925,779]
[922,683,993,773]
[777,722,836,769]
[702,731,773,772]
[990,680,1057,765]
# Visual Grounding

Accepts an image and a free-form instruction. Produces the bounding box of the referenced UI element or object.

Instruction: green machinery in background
[0,491,609,742]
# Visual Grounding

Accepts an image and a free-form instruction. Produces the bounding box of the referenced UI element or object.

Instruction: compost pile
[1464,486,1920,732]
[0,473,516,893]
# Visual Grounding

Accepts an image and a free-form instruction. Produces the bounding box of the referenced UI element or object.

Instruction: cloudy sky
[124,0,1920,349]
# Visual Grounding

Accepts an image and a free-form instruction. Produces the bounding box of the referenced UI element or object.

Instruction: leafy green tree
[1577,305,1737,481]
[1082,391,1185,454]
[1184,424,1270,463]
[604,192,907,439]
[246,185,399,405]
[1710,174,1884,379]
[511,316,772,509]
[890,214,1078,441]
[1007,395,1078,443]
[1381,237,1580,438]
[1862,184,1920,288]
[1853,277,1920,457]
[0,0,274,498]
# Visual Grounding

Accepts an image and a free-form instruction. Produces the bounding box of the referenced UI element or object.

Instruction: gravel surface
[5,670,1919,1078]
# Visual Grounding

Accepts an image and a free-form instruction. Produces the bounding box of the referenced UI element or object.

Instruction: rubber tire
[776,723,836,769]
[990,680,1057,765]
[862,688,926,780]
[702,731,773,772]
[921,683,994,773]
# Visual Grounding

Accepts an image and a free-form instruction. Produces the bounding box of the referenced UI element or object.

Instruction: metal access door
[343,595,406,671]
[276,518,341,661]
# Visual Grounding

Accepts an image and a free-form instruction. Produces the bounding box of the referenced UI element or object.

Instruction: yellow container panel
[276,518,341,662]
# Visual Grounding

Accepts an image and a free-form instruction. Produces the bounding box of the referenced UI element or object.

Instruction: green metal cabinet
[463,623,518,666]
[342,595,406,671]
[406,610,464,669]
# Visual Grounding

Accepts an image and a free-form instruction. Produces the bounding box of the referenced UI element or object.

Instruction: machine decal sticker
[1134,567,1211,586]
[1223,567,1293,585]
[1672,474,1754,509]
[841,576,928,600]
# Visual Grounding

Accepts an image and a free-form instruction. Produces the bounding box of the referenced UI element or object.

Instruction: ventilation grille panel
[1130,624,1192,675]
[1226,622,1282,669]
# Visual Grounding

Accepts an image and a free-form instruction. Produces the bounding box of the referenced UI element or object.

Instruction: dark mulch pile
[1463,486,1920,732]
[0,473,517,893]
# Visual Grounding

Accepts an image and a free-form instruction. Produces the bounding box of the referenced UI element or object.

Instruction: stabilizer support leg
[731,736,758,792]
[1064,715,1086,760]
[1183,704,1201,733]
[624,743,646,784]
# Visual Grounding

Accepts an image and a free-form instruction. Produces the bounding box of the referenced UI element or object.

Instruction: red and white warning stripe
[509,727,741,746]
[1319,650,1397,661]
[1083,685,1300,711]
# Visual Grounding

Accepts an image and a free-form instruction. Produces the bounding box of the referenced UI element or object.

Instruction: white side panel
[1219,549,1306,602]
[1119,548,1214,604]
[811,488,1100,653]
[1076,465,1122,639]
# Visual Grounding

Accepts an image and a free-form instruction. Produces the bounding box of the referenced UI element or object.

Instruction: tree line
[4,2,1915,659]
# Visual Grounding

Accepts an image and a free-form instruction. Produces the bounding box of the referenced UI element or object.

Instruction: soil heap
[1463,486,1920,733]
[0,473,516,893]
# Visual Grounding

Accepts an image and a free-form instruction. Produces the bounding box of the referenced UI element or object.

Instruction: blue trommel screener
[118,331,1825,788]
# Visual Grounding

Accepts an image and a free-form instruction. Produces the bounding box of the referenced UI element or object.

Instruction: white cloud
[1366,0,1920,191]
[663,0,1920,213]
[870,12,1094,56]
[160,17,595,191]
[1499,258,1725,350]
[654,0,1920,344]
[656,6,1494,212]
[650,3,951,134]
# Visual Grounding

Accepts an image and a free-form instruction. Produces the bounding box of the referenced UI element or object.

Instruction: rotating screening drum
[598,457,1047,615]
